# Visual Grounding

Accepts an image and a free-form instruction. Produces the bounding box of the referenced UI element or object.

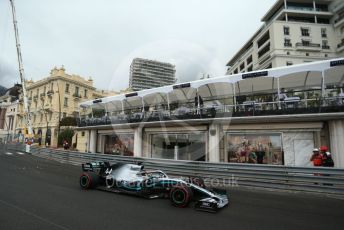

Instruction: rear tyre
[80,172,99,189]
[170,185,193,208]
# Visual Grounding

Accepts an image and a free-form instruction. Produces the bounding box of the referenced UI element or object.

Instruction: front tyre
[170,185,193,208]
[80,172,99,189]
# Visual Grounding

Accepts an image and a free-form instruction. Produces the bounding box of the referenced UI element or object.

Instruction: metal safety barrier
[4,143,344,196]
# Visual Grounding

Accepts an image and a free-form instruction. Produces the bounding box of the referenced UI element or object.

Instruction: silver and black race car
[79,161,229,212]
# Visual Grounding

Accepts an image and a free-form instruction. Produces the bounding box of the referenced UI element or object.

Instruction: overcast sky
[0,0,276,91]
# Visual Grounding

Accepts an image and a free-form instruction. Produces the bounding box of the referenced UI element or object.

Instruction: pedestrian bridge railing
[4,143,344,197]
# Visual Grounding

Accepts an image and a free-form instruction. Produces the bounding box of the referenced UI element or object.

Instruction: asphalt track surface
[1,149,344,230]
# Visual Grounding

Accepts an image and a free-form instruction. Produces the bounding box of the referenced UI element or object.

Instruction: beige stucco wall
[15,66,117,147]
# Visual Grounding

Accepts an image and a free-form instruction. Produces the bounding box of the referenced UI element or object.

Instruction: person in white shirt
[279,88,288,101]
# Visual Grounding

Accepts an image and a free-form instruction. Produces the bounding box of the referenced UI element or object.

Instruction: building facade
[129,58,176,91]
[0,84,21,143]
[76,58,344,168]
[226,0,344,74]
[16,66,116,147]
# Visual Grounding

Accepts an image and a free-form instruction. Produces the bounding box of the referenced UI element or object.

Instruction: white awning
[236,76,276,95]
[79,58,344,110]
[324,65,344,86]
[193,74,240,98]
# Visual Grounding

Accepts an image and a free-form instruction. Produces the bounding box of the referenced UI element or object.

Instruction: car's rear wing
[81,161,110,172]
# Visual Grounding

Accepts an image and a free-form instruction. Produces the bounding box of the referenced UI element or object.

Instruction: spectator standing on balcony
[275,88,288,109]
[337,90,344,105]
[195,93,204,115]
[278,88,288,101]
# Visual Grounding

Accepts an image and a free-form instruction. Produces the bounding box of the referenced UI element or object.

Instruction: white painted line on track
[5,152,13,155]
[17,152,25,155]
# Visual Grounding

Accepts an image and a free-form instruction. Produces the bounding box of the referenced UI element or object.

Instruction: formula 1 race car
[79,161,229,212]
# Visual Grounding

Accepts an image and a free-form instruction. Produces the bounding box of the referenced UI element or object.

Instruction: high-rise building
[129,58,176,91]
[226,0,344,75]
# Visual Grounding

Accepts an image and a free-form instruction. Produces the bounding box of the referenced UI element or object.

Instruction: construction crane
[9,0,33,137]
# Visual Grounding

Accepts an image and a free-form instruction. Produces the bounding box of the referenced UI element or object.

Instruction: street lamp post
[56,80,61,146]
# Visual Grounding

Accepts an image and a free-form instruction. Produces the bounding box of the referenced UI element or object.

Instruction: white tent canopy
[79,57,344,111]
[236,76,276,95]
[194,74,240,98]
[277,71,323,90]
[324,65,344,86]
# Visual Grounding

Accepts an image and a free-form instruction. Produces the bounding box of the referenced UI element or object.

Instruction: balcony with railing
[287,6,314,12]
[77,94,344,128]
[47,90,54,96]
[284,42,292,47]
[73,93,82,100]
[0,101,11,107]
[295,42,321,51]
[258,44,270,59]
[33,95,38,101]
[78,58,344,128]
[337,42,344,52]
[334,15,344,28]
[43,104,52,112]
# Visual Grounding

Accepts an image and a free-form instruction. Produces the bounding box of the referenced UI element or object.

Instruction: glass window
[151,133,205,161]
[75,86,79,96]
[301,28,310,36]
[322,40,329,49]
[302,40,310,46]
[240,62,245,71]
[226,133,283,165]
[284,38,291,47]
[283,26,289,35]
[104,134,134,156]
[64,97,68,107]
[65,83,69,93]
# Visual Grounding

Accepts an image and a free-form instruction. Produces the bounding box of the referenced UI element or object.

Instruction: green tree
[60,116,77,126]
[58,128,74,147]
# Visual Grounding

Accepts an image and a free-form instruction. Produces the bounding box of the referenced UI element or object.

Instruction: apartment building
[226,0,344,74]
[0,84,21,142]
[16,66,116,147]
[129,58,176,91]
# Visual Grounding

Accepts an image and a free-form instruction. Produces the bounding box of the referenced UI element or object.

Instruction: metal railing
[4,143,344,196]
[77,96,344,127]
[296,42,321,48]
